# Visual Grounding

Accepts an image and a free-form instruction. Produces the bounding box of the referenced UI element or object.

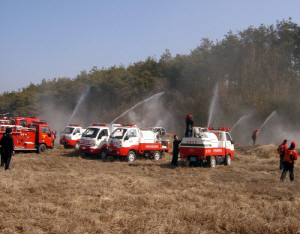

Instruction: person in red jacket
[252,129,259,145]
[280,141,298,182]
[277,140,288,170]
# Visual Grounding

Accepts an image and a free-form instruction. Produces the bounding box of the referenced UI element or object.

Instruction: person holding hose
[277,140,288,170]
[252,129,259,145]
[280,141,298,182]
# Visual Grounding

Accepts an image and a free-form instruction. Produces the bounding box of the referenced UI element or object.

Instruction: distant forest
[1,19,300,136]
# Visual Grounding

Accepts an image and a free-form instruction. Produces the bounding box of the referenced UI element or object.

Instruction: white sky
[1,0,299,94]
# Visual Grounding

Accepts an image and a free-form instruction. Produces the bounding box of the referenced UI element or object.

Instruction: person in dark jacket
[0,128,15,170]
[185,115,194,137]
[277,139,288,170]
[171,135,182,166]
[280,141,298,182]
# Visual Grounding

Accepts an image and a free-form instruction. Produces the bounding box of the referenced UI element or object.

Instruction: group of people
[277,140,298,182]
[0,127,15,170]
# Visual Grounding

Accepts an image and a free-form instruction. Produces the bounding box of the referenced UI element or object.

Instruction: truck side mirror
[231,140,235,144]
[124,136,129,141]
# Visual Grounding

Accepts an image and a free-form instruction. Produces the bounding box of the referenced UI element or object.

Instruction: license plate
[190,157,197,162]
[109,148,112,152]
[82,147,86,149]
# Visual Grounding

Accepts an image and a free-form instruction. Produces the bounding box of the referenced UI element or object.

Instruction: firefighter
[185,115,194,137]
[171,135,182,166]
[280,141,298,182]
[252,129,259,145]
[0,128,15,170]
[277,139,288,170]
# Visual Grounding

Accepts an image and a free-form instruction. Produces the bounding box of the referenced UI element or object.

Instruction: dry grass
[1,144,300,234]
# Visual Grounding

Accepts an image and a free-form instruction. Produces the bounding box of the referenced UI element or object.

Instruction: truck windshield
[82,128,99,138]
[62,127,74,134]
[110,128,127,139]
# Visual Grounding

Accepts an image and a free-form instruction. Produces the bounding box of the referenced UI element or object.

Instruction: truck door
[225,133,233,150]
[41,126,53,146]
[123,129,138,147]
[97,129,109,148]
[73,128,81,139]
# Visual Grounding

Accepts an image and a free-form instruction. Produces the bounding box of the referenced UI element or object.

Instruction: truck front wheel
[37,144,46,154]
[224,154,231,166]
[74,142,80,150]
[153,151,161,161]
[127,150,136,162]
[100,149,107,161]
[208,156,216,168]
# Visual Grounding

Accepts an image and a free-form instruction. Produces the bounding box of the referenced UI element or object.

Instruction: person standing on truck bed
[252,129,259,145]
[0,128,15,170]
[277,139,288,170]
[185,115,194,137]
[171,135,182,166]
[280,141,298,182]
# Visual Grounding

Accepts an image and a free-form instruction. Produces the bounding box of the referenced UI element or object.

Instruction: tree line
[1,18,299,128]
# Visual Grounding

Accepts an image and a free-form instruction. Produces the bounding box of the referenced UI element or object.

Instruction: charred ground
[0,144,300,234]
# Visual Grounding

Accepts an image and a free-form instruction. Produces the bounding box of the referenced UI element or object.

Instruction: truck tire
[37,144,46,154]
[100,149,107,162]
[153,151,161,161]
[127,150,136,162]
[208,156,216,168]
[224,154,231,166]
[74,142,80,150]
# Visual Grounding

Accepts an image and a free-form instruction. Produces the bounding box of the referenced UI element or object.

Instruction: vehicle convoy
[0,116,55,153]
[180,126,234,167]
[107,124,170,162]
[60,124,86,149]
[79,123,121,158]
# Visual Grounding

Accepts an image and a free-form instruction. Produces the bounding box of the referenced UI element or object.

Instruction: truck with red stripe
[60,124,86,149]
[180,126,234,167]
[79,123,121,159]
[0,117,55,153]
[107,124,170,162]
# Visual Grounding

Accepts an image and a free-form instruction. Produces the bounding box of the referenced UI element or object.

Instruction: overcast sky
[1,0,299,94]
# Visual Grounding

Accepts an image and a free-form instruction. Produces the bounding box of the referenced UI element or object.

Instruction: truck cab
[60,124,86,149]
[180,126,234,167]
[79,123,121,158]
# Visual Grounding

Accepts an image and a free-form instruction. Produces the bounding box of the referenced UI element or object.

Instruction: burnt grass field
[1,144,300,234]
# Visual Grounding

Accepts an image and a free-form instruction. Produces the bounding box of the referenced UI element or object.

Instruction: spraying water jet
[207,83,219,127]
[230,115,251,132]
[258,111,276,132]
[67,86,90,125]
[110,92,165,124]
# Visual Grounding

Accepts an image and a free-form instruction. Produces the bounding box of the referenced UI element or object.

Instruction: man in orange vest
[252,129,259,145]
[280,141,298,182]
[277,140,288,170]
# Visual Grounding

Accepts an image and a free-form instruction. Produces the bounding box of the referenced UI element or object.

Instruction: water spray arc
[110,92,165,124]
[67,86,90,125]
[258,111,276,132]
[207,83,219,127]
[230,115,251,132]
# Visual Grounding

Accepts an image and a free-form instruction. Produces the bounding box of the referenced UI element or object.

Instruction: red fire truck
[0,116,55,153]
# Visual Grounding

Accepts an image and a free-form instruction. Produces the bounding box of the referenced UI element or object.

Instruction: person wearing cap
[280,141,298,182]
[277,140,288,170]
[252,129,259,145]
[0,128,15,170]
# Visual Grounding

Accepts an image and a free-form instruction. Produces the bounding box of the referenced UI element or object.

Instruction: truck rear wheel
[74,142,80,150]
[127,150,136,162]
[224,154,231,166]
[208,156,216,168]
[37,144,46,154]
[153,151,161,161]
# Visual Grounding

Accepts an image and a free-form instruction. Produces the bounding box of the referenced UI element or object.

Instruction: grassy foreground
[0,144,299,234]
